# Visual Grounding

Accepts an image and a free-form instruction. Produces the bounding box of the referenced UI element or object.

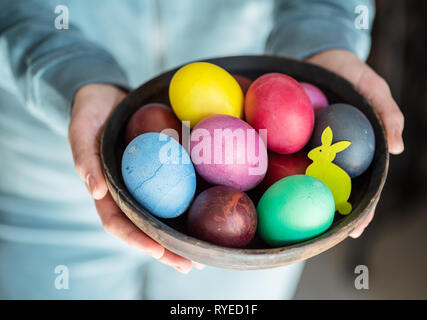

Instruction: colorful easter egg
[300,82,329,113]
[245,73,314,154]
[258,151,311,193]
[257,175,335,246]
[233,74,253,95]
[124,103,182,145]
[122,132,196,218]
[169,62,244,128]
[310,103,375,178]
[189,114,268,191]
[187,186,257,248]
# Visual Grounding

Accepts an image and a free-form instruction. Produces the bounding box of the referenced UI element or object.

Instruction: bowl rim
[100,54,389,269]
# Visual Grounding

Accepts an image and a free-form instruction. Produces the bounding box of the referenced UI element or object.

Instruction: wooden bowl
[100,55,389,270]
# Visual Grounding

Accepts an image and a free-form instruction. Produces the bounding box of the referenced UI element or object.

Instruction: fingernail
[86,174,96,197]
[175,265,191,274]
[77,168,85,181]
[87,175,105,200]
[396,130,404,152]
[392,129,404,154]
[192,262,205,270]
[148,247,164,260]
[350,229,363,238]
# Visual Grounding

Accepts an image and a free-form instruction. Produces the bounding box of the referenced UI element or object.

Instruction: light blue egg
[122,132,196,218]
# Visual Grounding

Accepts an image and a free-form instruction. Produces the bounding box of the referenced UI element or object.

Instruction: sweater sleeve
[266,0,375,62]
[0,0,130,135]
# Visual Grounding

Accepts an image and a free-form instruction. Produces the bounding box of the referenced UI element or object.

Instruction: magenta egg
[189,114,268,191]
[300,82,329,113]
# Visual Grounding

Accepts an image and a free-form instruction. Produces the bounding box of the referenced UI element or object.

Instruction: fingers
[95,193,195,273]
[95,193,165,257]
[355,66,405,155]
[70,85,198,274]
[350,204,376,238]
[158,249,194,274]
[306,49,405,155]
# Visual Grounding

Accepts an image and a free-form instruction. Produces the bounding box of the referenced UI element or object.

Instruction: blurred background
[294,0,427,299]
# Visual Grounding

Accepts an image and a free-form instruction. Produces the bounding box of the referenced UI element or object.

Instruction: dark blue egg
[122,132,196,218]
[310,103,375,178]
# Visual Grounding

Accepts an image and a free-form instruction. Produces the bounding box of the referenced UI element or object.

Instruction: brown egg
[124,103,182,145]
[233,74,253,95]
[187,186,257,248]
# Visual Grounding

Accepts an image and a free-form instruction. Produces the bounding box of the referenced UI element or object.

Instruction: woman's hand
[305,49,405,238]
[68,83,202,273]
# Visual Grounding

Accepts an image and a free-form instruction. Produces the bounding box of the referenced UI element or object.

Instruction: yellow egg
[169,62,244,128]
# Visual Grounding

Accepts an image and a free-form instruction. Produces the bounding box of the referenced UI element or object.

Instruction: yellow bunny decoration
[306,126,352,215]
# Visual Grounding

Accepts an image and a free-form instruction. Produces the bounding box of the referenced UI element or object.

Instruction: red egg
[124,103,182,145]
[187,186,257,248]
[259,151,311,193]
[245,73,314,154]
[233,75,253,95]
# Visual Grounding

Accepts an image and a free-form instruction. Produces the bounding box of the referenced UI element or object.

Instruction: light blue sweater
[0,0,374,299]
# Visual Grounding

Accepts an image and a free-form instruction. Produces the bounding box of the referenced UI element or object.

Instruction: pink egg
[300,82,329,113]
[190,115,268,191]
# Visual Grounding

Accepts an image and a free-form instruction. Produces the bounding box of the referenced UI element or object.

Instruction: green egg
[257,175,335,247]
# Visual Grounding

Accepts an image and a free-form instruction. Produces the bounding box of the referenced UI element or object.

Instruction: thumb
[69,117,108,200]
[69,84,126,200]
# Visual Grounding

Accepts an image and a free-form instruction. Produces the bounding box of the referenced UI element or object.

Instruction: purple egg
[300,82,329,113]
[189,115,268,191]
